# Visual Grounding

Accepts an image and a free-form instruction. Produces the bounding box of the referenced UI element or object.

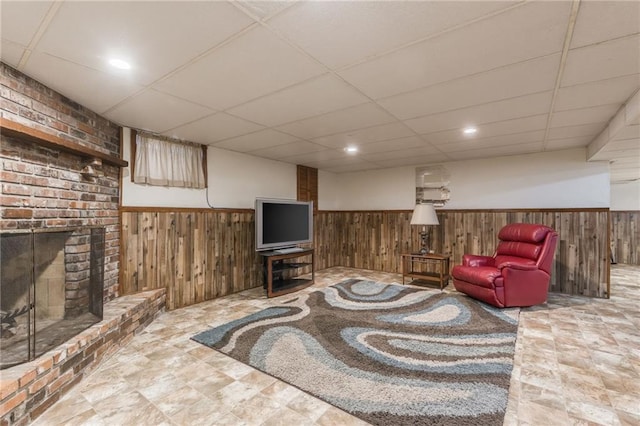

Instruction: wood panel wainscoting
[121,207,611,310]
[314,209,610,299]
[610,211,639,265]
[121,208,261,310]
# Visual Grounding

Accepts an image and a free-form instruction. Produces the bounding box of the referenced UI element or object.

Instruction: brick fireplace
[0,62,138,424]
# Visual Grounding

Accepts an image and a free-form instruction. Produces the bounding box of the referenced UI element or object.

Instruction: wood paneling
[121,210,261,309]
[297,165,318,211]
[315,209,610,298]
[611,211,639,265]
[121,208,611,310]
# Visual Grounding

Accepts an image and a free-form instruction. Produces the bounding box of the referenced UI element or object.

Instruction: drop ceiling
[1,0,638,181]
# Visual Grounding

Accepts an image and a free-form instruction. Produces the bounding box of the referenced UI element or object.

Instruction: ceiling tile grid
[0,0,637,181]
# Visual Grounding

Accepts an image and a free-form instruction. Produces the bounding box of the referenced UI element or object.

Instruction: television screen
[255,198,313,251]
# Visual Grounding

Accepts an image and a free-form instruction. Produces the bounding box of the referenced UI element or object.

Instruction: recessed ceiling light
[344,146,358,154]
[108,58,131,70]
[463,127,478,135]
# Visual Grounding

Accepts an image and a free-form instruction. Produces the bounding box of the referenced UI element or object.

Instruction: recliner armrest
[497,262,538,271]
[463,255,494,267]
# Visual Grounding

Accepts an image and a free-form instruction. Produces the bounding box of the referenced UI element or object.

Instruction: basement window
[130,130,207,188]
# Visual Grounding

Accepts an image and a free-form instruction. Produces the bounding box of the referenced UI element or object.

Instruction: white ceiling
[1,0,638,181]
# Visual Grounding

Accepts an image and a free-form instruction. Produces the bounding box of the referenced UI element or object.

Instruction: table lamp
[410,203,439,254]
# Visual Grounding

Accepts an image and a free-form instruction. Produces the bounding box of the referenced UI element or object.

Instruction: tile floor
[33,264,640,426]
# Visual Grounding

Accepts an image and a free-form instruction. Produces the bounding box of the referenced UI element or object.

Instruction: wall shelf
[0,118,128,167]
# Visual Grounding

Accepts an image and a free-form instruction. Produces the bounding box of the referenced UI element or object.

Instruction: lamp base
[419,230,429,255]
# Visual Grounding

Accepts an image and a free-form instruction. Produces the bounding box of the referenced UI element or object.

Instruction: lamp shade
[410,203,439,225]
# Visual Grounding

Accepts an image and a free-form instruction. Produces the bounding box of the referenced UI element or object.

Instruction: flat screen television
[255,198,313,252]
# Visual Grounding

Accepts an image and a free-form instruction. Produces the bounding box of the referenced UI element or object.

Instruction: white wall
[121,127,296,208]
[320,167,415,210]
[318,170,341,210]
[610,181,640,210]
[318,148,610,210]
[444,149,609,209]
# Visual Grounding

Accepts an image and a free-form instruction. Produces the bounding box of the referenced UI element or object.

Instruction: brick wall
[0,62,121,301]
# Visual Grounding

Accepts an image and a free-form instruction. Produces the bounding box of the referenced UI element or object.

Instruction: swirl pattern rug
[192,279,519,425]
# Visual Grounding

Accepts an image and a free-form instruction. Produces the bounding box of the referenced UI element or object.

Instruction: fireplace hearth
[0,227,105,369]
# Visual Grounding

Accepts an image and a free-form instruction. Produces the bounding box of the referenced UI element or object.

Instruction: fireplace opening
[0,228,105,369]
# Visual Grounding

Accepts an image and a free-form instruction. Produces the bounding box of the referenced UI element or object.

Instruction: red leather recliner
[451,223,558,308]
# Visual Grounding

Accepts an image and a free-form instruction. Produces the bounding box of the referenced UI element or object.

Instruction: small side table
[401,253,451,290]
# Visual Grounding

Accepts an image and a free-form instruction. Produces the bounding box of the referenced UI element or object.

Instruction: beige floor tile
[30,264,639,426]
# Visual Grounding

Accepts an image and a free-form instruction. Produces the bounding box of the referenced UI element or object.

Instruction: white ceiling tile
[610,169,640,182]
[0,1,52,45]
[563,35,640,87]
[104,89,214,132]
[437,130,545,153]
[238,1,294,21]
[379,54,560,119]
[591,146,640,161]
[276,103,396,139]
[554,74,640,111]
[371,153,451,169]
[612,125,640,141]
[608,156,640,166]
[0,40,26,67]
[270,1,517,70]
[154,26,325,111]
[322,161,382,174]
[22,52,144,114]
[600,138,640,152]
[312,122,414,148]
[2,1,637,177]
[446,142,543,161]
[162,113,264,145]
[249,141,327,159]
[339,1,568,100]
[571,1,640,49]
[356,136,430,155]
[34,1,254,85]
[545,136,592,150]
[362,145,441,162]
[212,129,300,152]
[227,74,369,126]
[424,115,548,145]
[281,149,347,165]
[550,104,620,129]
[547,123,606,141]
[404,92,553,134]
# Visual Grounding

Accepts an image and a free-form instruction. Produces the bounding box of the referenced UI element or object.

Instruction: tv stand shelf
[260,249,314,298]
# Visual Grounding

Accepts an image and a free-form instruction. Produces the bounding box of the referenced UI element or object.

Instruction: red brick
[18,369,37,388]
[27,369,58,395]
[46,370,73,394]
[0,220,18,229]
[2,208,33,219]
[29,391,59,420]
[36,357,53,374]
[0,390,26,418]
[1,183,30,195]
[0,379,18,400]
[0,195,27,207]
[0,170,21,183]
[19,175,50,187]
[0,98,20,114]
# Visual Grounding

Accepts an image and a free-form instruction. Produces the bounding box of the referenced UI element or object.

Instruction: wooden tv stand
[260,249,314,298]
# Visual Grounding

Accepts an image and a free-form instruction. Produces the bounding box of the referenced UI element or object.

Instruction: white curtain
[134,134,205,188]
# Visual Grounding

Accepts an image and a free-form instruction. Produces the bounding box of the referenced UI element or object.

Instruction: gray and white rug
[192,279,519,425]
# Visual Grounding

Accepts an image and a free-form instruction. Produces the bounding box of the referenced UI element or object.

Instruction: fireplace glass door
[0,228,105,369]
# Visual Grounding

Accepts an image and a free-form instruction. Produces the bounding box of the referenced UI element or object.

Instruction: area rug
[192,279,519,425]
